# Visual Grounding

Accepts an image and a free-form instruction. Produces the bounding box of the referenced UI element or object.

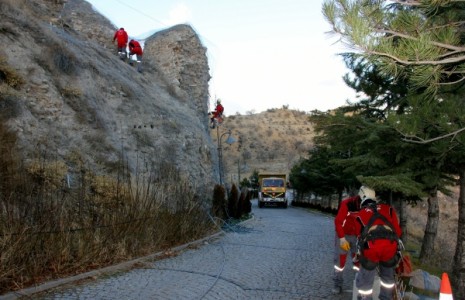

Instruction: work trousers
[333,233,358,288]
[356,265,395,300]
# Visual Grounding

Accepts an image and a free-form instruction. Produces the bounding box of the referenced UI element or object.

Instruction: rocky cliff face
[145,25,211,121]
[0,0,217,194]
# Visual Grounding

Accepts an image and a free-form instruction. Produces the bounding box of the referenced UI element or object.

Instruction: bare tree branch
[397,127,465,144]
[368,50,465,66]
[391,0,465,5]
[439,76,465,85]
[390,0,421,6]
[379,29,465,52]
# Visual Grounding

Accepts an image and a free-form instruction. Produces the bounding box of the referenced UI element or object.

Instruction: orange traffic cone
[439,272,453,300]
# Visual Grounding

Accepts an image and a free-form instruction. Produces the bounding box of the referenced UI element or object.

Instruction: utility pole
[237,158,241,184]
[217,128,236,185]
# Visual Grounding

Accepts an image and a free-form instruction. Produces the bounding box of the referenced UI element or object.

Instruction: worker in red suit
[331,186,371,294]
[128,39,143,73]
[210,99,224,129]
[113,27,128,60]
[354,190,402,300]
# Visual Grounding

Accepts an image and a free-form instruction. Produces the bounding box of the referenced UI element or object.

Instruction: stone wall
[144,25,211,121]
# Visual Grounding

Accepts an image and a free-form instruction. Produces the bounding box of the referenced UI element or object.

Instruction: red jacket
[334,195,361,238]
[129,40,143,56]
[113,29,128,48]
[355,203,402,263]
[213,104,224,118]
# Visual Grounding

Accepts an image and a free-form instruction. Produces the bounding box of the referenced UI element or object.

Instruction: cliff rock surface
[0,0,217,193]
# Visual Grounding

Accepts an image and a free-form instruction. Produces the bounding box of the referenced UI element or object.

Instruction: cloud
[165,3,192,25]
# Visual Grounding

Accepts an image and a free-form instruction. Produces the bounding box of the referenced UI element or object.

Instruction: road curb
[0,230,225,300]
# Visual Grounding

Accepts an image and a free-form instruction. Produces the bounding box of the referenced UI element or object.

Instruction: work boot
[331,286,342,294]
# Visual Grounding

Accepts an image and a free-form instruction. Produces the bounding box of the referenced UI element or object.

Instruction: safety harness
[360,206,398,242]
[357,203,400,269]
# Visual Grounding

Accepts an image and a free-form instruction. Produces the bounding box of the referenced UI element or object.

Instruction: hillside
[211,108,315,183]
[0,0,217,192]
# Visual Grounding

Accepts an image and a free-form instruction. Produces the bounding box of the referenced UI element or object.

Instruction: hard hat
[216,99,221,104]
[359,186,376,206]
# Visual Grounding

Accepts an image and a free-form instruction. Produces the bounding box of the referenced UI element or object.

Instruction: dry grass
[0,123,216,294]
[33,40,79,77]
[51,42,79,75]
[60,86,82,98]
[0,84,21,120]
[0,55,24,89]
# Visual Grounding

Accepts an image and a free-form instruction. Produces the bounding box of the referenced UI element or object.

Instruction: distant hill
[210,107,315,183]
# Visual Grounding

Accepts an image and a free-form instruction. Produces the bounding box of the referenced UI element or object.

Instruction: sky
[85,0,358,115]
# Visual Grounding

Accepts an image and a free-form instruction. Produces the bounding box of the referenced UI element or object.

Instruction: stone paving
[15,200,358,300]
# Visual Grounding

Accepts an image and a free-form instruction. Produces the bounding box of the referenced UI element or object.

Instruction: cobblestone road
[25,200,357,300]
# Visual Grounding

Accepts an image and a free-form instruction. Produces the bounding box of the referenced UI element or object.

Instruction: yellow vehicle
[258,173,287,208]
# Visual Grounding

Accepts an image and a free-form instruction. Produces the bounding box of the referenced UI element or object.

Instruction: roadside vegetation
[0,116,254,294]
[0,119,215,294]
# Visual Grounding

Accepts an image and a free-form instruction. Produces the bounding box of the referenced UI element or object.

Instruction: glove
[340,237,350,251]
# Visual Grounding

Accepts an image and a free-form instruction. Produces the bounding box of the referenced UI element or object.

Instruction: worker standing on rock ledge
[128,39,143,73]
[331,186,368,294]
[210,99,224,129]
[113,27,128,61]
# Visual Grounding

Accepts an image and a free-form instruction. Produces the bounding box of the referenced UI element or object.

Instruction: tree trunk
[452,168,465,300]
[337,189,343,208]
[390,192,407,242]
[419,188,439,264]
[398,196,408,243]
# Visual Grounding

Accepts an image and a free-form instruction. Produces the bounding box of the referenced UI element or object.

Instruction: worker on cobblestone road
[331,187,367,294]
[354,188,402,300]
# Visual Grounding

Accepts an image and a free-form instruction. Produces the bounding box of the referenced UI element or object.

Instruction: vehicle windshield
[262,179,284,187]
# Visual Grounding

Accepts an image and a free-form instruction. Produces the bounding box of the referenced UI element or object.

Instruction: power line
[112,0,218,47]
[114,0,166,28]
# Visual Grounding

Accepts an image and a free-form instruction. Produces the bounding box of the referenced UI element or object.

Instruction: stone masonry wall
[144,24,211,121]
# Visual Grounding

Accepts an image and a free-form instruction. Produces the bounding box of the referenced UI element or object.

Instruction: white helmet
[359,186,376,206]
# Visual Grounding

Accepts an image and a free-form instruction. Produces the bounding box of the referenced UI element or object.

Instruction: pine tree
[323,0,465,295]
